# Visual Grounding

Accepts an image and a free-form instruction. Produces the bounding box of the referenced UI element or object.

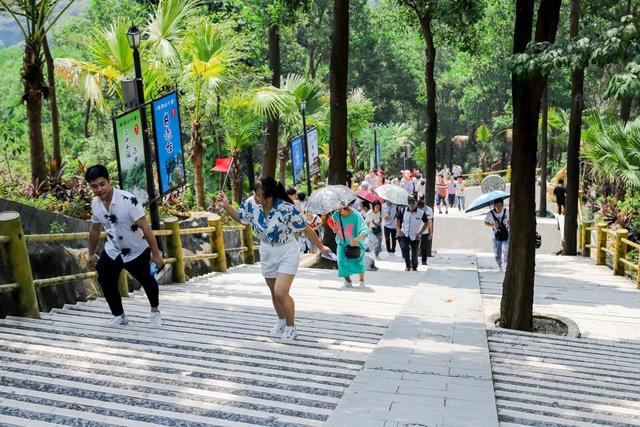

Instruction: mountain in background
[0,0,89,48]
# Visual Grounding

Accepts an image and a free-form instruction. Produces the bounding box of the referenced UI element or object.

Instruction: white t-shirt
[365,210,383,229]
[396,207,429,241]
[485,208,509,228]
[382,202,397,228]
[91,188,149,262]
[417,179,427,198]
[399,179,415,195]
[455,181,466,197]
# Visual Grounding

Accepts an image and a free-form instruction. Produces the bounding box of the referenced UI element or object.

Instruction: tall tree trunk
[324,0,349,252]
[501,0,561,331]
[231,149,242,204]
[419,12,437,256]
[538,84,548,217]
[23,39,47,184]
[548,134,555,163]
[42,36,61,169]
[244,146,255,191]
[328,0,348,187]
[620,96,632,124]
[278,142,288,186]
[563,0,584,256]
[190,121,206,209]
[263,25,281,178]
[83,100,91,138]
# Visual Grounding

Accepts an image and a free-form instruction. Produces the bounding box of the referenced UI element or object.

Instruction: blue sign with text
[152,92,186,195]
[291,135,305,185]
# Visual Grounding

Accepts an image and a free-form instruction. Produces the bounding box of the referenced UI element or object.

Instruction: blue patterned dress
[238,196,307,245]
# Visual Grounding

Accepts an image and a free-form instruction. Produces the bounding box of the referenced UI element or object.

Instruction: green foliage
[49,221,67,234]
[617,191,640,235]
[582,112,640,192]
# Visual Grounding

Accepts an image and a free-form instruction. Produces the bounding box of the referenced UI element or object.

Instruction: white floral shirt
[91,188,148,262]
[238,196,307,245]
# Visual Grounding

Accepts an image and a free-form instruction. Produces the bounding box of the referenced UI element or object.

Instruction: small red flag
[211,157,233,173]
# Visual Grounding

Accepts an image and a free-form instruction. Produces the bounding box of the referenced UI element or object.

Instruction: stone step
[0,322,358,377]
[1,364,332,421]
[498,408,612,427]
[56,304,381,345]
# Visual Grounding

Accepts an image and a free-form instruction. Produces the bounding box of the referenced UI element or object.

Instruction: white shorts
[259,240,300,278]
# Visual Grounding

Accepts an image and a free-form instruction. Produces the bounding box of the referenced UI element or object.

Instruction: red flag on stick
[211,157,233,173]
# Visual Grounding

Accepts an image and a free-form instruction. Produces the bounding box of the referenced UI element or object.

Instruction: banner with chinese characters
[113,109,149,203]
[291,135,305,185]
[306,127,320,176]
[151,91,186,195]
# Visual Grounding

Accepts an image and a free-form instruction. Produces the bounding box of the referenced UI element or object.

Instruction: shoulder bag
[492,210,509,242]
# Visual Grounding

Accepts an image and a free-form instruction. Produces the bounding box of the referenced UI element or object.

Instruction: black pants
[384,227,397,253]
[96,248,159,316]
[398,236,419,269]
[420,234,429,263]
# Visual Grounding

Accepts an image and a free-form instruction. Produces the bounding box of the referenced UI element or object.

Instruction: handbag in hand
[339,214,362,259]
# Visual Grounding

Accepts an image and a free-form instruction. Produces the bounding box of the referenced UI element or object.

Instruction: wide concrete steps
[488,328,640,427]
[0,268,393,426]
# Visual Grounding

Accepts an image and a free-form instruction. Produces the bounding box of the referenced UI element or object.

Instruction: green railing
[0,211,256,319]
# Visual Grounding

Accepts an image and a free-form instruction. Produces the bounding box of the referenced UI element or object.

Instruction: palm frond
[145,0,200,64]
[53,58,107,111]
[251,86,297,119]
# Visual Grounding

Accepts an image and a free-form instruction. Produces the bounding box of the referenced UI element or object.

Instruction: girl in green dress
[331,205,369,288]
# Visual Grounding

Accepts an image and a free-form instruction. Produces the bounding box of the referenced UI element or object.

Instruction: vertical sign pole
[301,102,312,196]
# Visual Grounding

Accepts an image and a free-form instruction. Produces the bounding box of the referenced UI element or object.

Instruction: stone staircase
[0,269,392,426]
[488,328,640,427]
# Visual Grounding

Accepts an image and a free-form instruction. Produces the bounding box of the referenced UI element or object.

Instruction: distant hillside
[0,0,89,48]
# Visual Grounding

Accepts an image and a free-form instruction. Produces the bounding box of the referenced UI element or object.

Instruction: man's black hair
[85,164,110,182]
[558,178,564,185]
[297,192,306,202]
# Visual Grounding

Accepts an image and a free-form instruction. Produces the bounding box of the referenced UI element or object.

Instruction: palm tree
[475,124,494,170]
[582,112,640,194]
[0,0,78,183]
[181,19,236,208]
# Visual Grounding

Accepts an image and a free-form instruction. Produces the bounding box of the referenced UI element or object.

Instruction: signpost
[113,109,149,203]
[151,91,186,196]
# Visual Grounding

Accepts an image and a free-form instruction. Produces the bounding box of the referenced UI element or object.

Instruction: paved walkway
[327,251,498,427]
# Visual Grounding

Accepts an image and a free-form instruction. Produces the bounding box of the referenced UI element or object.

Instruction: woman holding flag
[213,177,330,342]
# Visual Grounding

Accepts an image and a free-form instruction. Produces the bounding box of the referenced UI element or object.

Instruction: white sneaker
[341,280,353,289]
[149,311,162,326]
[498,264,503,272]
[281,325,298,341]
[358,281,366,288]
[110,314,128,326]
[271,318,286,337]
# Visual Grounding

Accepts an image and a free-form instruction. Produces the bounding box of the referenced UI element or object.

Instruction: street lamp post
[373,126,378,170]
[126,25,161,232]
[300,101,312,196]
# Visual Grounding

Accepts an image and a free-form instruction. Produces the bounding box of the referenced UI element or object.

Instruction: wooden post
[118,270,129,297]
[595,223,606,266]
[578,222,584,252]
[613,229,628,276]
[0,211,39,318]
[583,222,591,258]
[164,216,186,283]
[209,215,227,273]
[243,224,255,265]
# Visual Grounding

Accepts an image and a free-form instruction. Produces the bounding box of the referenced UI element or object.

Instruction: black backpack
[492,210,509,242]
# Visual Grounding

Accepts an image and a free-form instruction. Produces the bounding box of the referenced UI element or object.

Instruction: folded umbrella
[374,184,409,206]
[306,185,357,215]
[465,190,510,213]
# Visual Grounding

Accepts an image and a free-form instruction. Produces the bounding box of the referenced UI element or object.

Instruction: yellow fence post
[0,212,39,318]
[209,215,227,273]
[613,229,628,276]
[118,270,129,297]
[595,223,607,266]
[636,254,640,290]
[164,216,186,283]
[583,222,592,258]
[243,224,255,265]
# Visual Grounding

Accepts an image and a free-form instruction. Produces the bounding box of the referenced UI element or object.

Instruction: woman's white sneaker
[271,318,286,337]
[281,325,298,341]
[341,279,353,288]
[358,281,366,288]
[110,314,128,325]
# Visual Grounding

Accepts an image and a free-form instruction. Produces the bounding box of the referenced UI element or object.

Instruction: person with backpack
[484,199,509,271]
[396,197,430,271]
